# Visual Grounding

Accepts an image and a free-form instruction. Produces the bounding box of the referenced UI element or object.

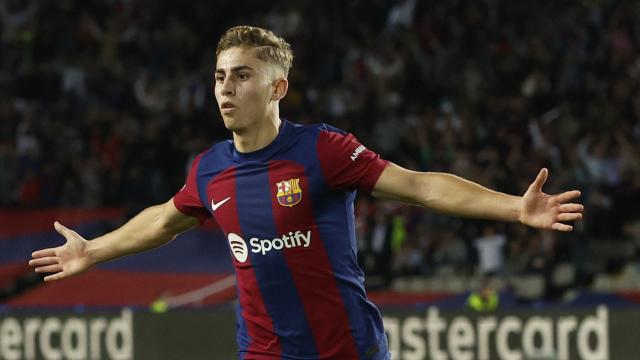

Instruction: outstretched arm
[29,198,199,281]
[372,164,583,231]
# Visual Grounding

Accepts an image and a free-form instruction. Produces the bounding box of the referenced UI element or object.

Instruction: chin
[222,116,245,133]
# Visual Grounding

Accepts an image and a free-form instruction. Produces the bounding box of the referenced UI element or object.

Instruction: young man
[30,26,583,359]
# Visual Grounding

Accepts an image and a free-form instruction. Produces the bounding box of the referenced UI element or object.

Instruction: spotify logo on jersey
[227,231,312,263]
[228,233,249,263]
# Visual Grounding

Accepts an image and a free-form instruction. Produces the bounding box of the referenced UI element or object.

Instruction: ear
[271,78,289,101]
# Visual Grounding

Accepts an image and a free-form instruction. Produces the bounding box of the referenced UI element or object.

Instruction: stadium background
[1,0,639,359]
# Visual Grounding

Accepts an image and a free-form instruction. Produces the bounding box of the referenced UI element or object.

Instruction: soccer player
[29,26,583,359]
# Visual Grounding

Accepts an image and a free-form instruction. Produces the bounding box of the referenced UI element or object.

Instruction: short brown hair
[216,26,294,77]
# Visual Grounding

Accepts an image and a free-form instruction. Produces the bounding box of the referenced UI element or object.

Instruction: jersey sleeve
[317,126,389,193]
[173,152,211,224]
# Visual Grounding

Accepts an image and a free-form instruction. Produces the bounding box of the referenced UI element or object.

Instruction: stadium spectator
[2,0,639,295]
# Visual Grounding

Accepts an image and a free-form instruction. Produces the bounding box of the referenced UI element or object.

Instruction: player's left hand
[519,168,583,231]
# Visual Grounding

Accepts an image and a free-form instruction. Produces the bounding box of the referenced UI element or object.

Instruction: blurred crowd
[1,0,640,291]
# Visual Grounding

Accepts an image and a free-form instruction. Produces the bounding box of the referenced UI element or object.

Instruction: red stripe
[316,129,388,194]
[6,271,234,307]
[210,168,282,356]
[618,291,640,304]
[173,153,211,224]
[268,161,359,358]
[0,208,124,239]
[0,263,30,287]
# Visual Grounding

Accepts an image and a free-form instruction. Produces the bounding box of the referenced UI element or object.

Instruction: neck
[232,110,281,153]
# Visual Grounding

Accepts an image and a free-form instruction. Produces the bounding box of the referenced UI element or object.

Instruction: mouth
[221,102,236,113]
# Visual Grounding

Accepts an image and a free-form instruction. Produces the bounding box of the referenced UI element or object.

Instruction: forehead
[216,47,266,72]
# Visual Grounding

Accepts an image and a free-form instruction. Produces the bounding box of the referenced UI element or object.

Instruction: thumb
[530,168,548,192]
[54,221,71,236]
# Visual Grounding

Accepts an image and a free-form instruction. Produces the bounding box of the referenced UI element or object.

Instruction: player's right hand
[28,221,93,282]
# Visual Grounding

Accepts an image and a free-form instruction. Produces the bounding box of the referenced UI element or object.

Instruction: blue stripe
[236,302,249,360]
[275,127,388,359]
[0,221,116,264]
[235,163,319,358]
[1,224,231,273]
[195,148,217,215]
[314,192,389,359]
[194,147,255,352]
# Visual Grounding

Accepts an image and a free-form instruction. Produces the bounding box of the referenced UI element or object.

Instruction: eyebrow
[215,65,254,74]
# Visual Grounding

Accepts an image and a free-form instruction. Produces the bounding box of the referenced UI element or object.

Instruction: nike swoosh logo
[211,197,231,211]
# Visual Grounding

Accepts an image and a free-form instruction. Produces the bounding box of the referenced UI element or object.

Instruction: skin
[29,45,583,282]
[214,46,288,152]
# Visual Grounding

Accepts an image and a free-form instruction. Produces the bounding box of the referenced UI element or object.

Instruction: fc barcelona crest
[276,178,302,207]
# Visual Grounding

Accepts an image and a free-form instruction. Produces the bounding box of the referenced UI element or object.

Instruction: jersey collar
[231,119,292,162]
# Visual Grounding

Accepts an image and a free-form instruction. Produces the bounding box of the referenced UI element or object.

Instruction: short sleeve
[317,127,389,193]
[173,153,211,224]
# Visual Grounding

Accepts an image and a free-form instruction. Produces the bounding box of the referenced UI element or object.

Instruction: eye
[237,72,249,81]
[215,75,225,83]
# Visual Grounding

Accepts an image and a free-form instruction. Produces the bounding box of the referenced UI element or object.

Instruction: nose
[220,77,235,96]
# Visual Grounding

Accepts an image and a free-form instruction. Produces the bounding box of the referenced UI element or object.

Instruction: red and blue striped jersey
[173,120,390,359]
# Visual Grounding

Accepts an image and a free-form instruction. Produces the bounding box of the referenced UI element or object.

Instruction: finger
[557,213,582,222]
[554,190,581,204]
[29,257,59,267]
[551,223,573,232]
[32,248,57,258]
[44,272,66,282]
[530,168,548,192]
[558,203,584,213]
[35,264,63,273]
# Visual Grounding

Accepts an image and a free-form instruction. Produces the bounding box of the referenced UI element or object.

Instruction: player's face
[214,47,278,132]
